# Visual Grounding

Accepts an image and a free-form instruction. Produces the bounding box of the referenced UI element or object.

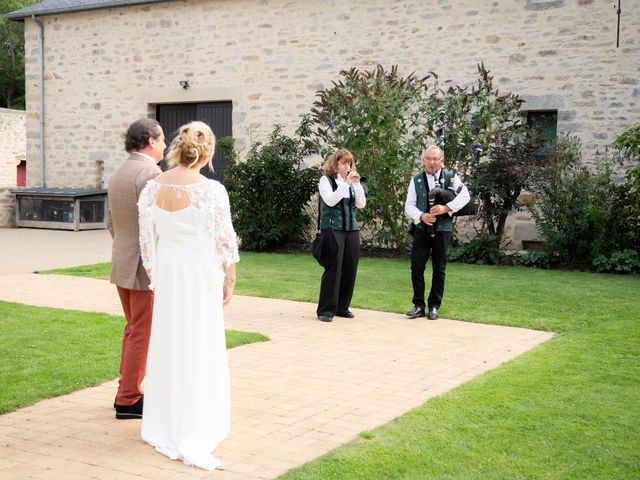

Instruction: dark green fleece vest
[414,169,454,233]
[320,176,359,231]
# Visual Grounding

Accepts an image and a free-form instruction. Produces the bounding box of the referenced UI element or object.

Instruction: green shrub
[612,124,640,253]
[447,235,504,265]
[512,250,553,269]
[592,249,640,274]
[222,126,320,251]
[530,135,630,265]
[612,123,640,159]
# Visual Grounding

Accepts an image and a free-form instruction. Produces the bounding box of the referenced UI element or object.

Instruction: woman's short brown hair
[167,121,216,171]
[323,149,355,177]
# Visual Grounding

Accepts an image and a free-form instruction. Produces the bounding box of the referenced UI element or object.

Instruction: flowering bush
[299,65,440,249]
[301,63,543,249]
[433,64,545,245]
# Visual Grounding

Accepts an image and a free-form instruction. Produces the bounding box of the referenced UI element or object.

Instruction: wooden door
[157,101,233,182]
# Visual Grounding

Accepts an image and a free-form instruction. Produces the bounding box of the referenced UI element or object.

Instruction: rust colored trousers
[115,286,154,406]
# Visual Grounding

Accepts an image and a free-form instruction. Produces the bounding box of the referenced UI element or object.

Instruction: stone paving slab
[0,228,112,275]
[0,272,554,479]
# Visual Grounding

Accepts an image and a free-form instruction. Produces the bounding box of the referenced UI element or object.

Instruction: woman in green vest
[317,149,367,322]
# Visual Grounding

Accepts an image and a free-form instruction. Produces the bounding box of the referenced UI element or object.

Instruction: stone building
[0,108,26,226]
[6,0,639,243]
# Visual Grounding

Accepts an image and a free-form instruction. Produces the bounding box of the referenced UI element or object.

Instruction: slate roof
[6,0,175,20]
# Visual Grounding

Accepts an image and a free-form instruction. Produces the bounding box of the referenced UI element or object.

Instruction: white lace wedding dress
[137,179,239,471]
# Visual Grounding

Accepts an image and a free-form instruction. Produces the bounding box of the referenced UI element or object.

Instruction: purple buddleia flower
[324,115,334,129]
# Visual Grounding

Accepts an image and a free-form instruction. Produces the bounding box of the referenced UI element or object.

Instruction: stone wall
[0,108,26,227]
[20,0,639,245]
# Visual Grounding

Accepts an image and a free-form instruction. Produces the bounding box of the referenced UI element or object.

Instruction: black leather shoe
[318,314,333,322]
[427,307,439,320]
[406,306,426,318]
[115,395,143,419]
[336,310,355,318]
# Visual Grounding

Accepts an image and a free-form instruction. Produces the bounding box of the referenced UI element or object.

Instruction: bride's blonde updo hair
[167,121,216,171]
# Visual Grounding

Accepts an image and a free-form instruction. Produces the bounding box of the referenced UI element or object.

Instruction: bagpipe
[428,182,478,217]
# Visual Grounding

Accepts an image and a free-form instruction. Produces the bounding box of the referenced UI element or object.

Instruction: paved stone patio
[0,229,554,479]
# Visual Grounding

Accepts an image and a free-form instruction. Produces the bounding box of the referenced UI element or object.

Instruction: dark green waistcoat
[320,176,359,231]
[414,170,454,233]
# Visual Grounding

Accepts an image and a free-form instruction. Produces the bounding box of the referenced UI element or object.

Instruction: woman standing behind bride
[137,121,239,470]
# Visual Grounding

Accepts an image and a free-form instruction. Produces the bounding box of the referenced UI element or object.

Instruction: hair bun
[167,121,216,171]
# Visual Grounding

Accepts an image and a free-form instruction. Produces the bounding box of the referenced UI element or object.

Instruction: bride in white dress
[137,121,239,471]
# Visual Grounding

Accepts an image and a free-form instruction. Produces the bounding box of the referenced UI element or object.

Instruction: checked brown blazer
[108,153,161,290]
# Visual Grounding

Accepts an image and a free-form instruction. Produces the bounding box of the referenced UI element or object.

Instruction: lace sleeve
[138,180,159,289]
[209,181,240,266]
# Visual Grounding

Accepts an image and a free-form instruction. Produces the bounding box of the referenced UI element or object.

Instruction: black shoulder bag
[311,177,339,267]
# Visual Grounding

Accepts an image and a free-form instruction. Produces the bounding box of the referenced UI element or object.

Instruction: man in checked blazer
[108,118,165,419]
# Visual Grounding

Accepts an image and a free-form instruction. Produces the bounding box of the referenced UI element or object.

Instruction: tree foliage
[0,0,38,109]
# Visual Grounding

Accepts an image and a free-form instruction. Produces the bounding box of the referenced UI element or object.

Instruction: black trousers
[410,229,452,310]
[317,230,360,316]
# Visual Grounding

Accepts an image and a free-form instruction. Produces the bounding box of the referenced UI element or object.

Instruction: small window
[525,110,557,159]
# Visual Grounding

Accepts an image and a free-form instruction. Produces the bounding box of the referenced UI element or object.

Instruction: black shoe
[115,396,143,419]
[427,307,439,320]
[406,306,426,318]
[318,314,333,322]
[336,310,355,318]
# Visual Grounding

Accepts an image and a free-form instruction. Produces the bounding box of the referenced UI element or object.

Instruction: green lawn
[0,300,268,414]
[44,253,640,478]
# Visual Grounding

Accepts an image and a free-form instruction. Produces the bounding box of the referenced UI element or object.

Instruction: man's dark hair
[124,118,162,152]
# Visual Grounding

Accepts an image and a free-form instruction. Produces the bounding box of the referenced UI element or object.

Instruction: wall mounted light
[179,80,190,89]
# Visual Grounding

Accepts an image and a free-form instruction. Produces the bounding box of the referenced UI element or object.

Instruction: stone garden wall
[0,108,26,227]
